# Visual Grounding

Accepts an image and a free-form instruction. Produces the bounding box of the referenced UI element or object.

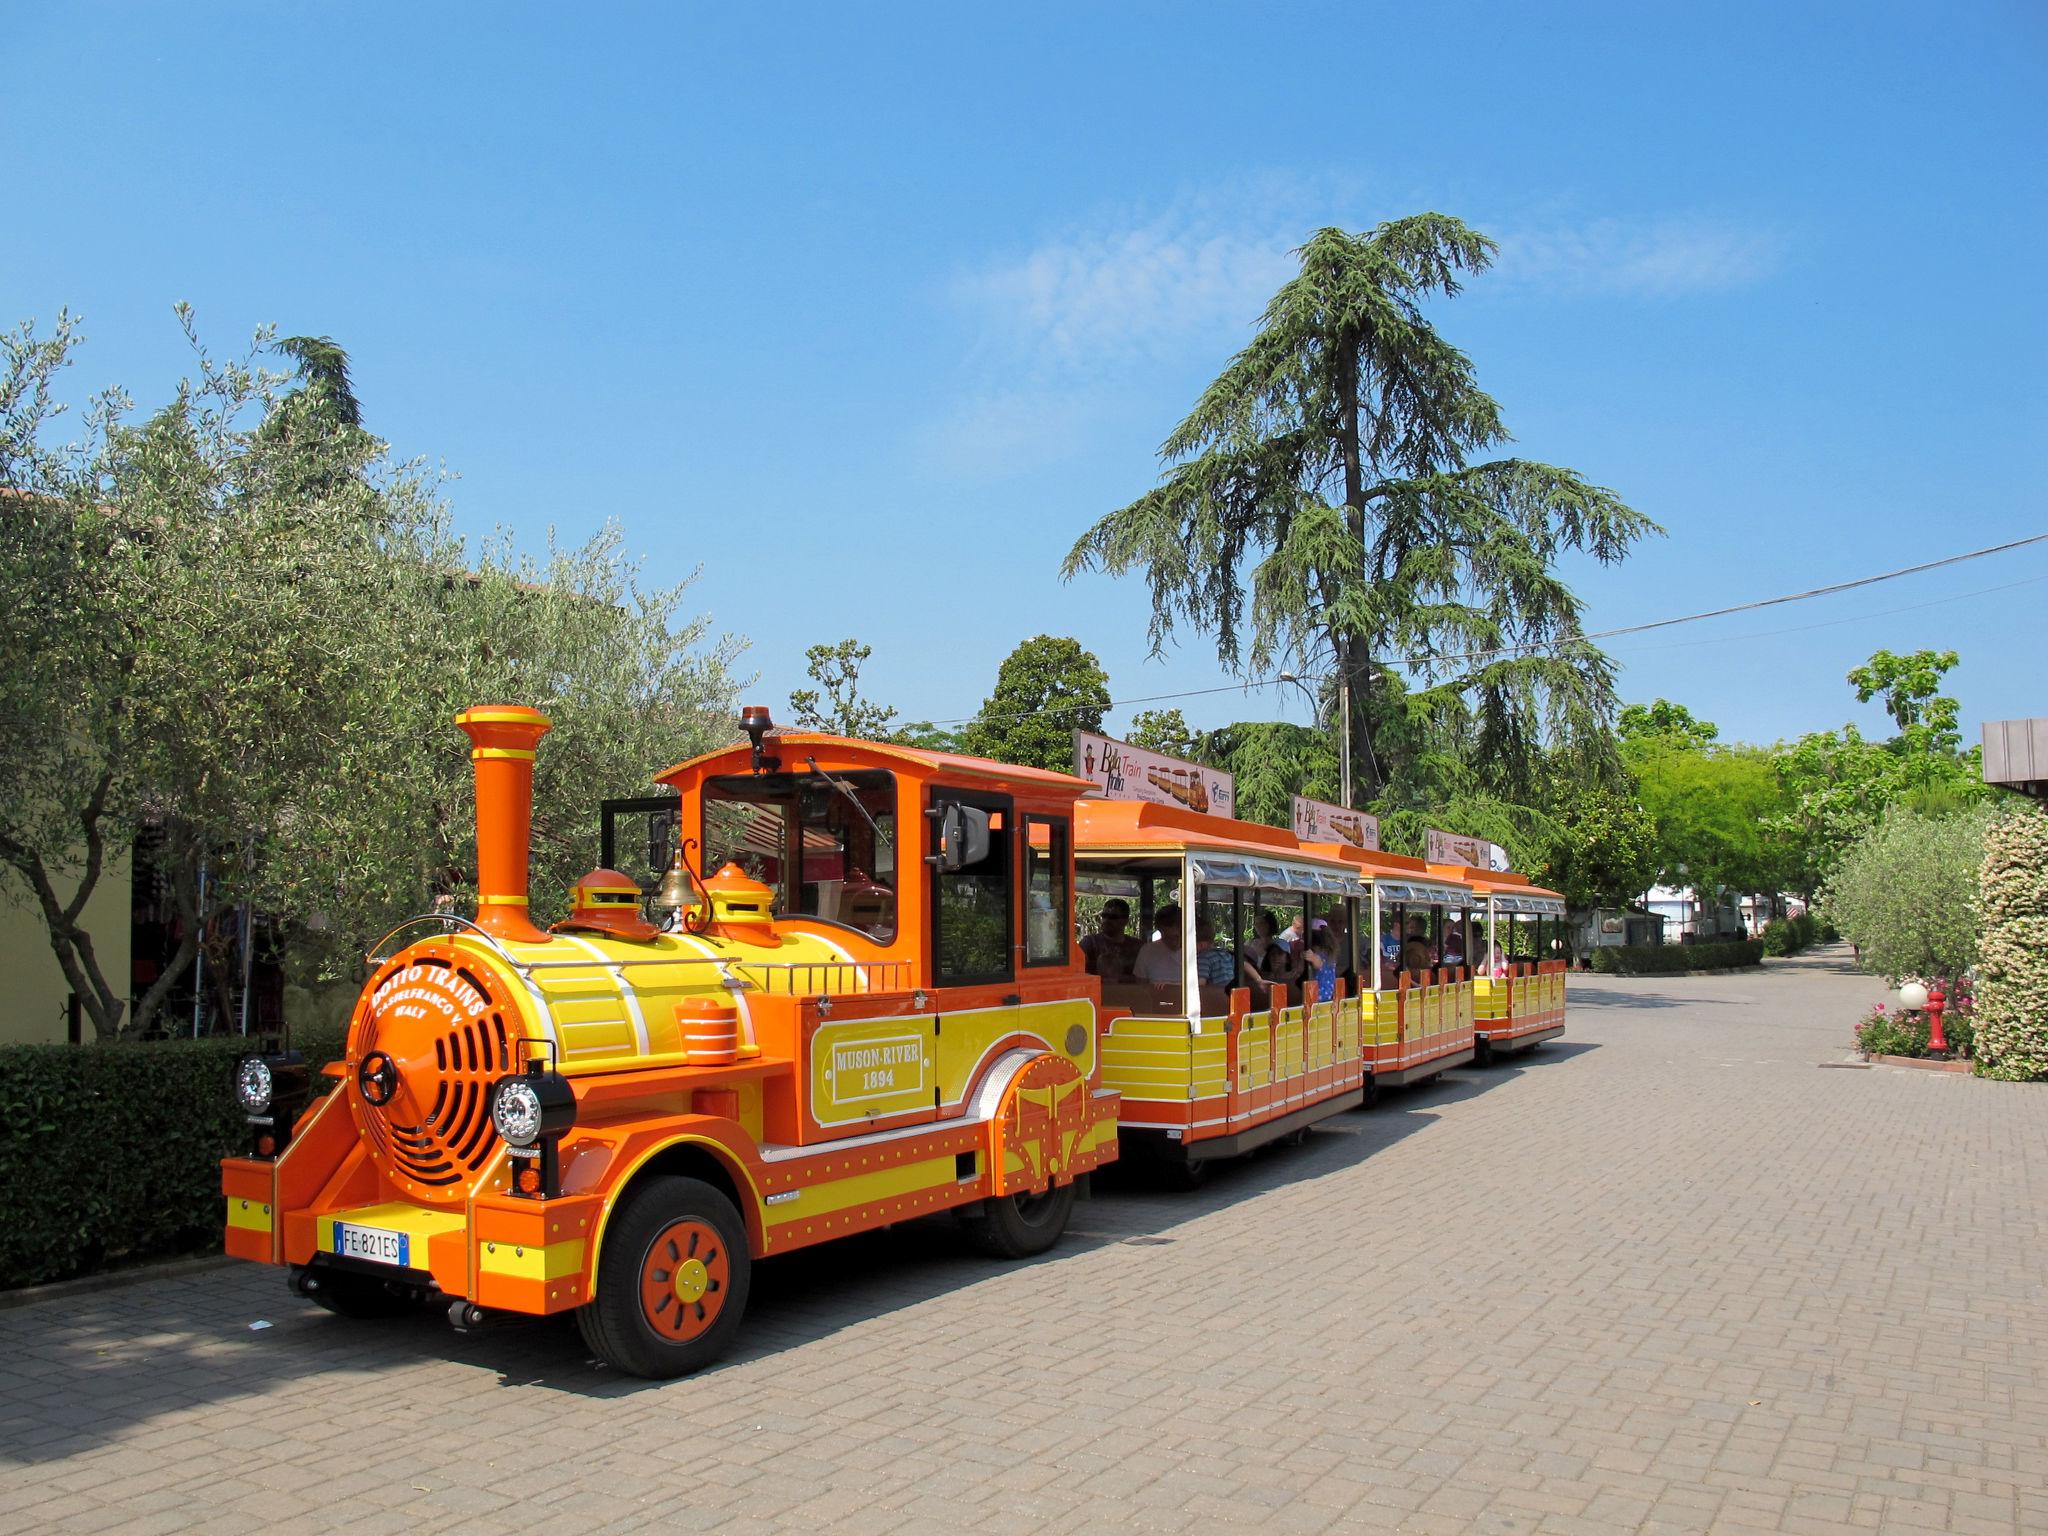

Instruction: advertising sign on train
[1072,731,1235,819]
[1291,794,1379,850]
[1425,826,1512,872]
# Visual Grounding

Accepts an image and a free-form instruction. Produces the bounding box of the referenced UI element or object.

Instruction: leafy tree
[1204,721,1338,828]
[1626,737,1791,899]
[0,312,739,1036]
[1540,786,1660,910]
[1849,647,1961,747]
[788,638,898,738]
[959,636,1110,773]
[1821,804,1999,984]
[1126,707,1202,759]
[890,719,967,753]
[1769,724,1908,896]
[1618,699,1718,748]
[1064,216,1658,804]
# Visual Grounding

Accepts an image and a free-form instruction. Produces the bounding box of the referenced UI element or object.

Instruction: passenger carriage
[1298,842,1484,1089]
[1427,867,1570,1060]
[222,706,1119,1378]
[1075,800,1370,1182]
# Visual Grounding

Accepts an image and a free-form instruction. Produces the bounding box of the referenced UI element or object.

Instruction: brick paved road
[4,948,2044,1534]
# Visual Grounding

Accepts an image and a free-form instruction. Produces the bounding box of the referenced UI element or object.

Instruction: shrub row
[0,1022,346,1290]
[1761,913,1823,957]
[1590,939,1764,975]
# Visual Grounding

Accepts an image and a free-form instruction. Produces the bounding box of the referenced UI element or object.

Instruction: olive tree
[1820,805,2001,984]
[0,311,741,1036]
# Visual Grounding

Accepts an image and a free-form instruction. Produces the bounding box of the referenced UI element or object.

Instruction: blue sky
[7,2,2044,753]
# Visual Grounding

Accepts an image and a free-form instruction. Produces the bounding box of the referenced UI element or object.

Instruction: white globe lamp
[1898,981,1929,1012]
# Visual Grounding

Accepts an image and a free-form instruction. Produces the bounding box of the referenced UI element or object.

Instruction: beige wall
[0,853,132,1045]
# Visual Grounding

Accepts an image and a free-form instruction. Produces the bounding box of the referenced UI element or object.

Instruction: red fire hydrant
[1925,983,1949,1058]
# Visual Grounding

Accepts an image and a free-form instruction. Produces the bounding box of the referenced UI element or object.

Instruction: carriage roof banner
[1425,826,1512,873]
[1072,730,1235,819]
[1292,794,1379,850]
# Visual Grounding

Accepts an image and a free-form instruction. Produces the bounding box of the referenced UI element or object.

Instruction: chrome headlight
[489,1067,575,1149]
[491,1077,544,1146]
[235,1056,274,1115]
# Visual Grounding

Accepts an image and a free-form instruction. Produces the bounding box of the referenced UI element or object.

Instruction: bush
[1974,808,2048,1081]
[1791,913,1819,949]
[0,1023,349,1290]
[1590,939,1763,975]
[1822,804,1999,982]
[1855,1001,1975,1061]
[1761,918,1795,956]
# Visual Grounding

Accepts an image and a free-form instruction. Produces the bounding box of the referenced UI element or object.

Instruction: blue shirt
[1196,944,1236,986]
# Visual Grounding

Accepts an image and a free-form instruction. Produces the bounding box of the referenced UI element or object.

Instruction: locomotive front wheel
[581,1175,750,1379]
[967,1181,1077,1259]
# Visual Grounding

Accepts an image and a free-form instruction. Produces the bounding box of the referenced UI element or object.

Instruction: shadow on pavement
[0,1041,1596,1439]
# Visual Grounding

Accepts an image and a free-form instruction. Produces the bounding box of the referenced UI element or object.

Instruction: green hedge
[0,1023,347,1290]
[1590,939,1764,975]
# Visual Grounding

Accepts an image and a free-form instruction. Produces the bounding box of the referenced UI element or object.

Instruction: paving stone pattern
[2,947,2044,1534]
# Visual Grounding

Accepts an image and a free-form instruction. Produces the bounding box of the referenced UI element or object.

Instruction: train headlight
[233,1049,310,1158]
[489,1065,575,1149]
[235,1057,274,1115]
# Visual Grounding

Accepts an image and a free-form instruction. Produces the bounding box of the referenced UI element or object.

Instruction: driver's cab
[655,713,1094,1001]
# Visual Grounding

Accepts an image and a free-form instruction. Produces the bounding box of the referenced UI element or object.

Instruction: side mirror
[929,801,991,872]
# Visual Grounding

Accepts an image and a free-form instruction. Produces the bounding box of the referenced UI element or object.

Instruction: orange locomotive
[223,706,1118,1378]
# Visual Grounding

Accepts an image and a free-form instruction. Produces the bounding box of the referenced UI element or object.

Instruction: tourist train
[222,706,1568,1377]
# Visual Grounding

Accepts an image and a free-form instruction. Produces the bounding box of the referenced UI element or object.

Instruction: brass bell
[655,849,699,913]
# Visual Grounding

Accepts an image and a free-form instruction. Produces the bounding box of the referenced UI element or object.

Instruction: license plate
[332,1222,410,1268]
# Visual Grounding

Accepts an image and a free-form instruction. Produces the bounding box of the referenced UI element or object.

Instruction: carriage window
[701,770,897,939]
[933,792,1012,985]
[1022,816,1069,966]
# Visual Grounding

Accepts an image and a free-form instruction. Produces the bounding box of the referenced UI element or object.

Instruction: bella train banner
[1292,795,1379,850]
[1425,827,1512,872]
[1072,731,1235,820]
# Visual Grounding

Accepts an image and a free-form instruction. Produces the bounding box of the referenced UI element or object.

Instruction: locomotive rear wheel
[966,1181,1076,1259]
[582,1175,750,1379]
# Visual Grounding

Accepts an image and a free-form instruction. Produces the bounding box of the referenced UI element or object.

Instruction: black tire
[297,1267,419,1320]
[965,1181,1077,1259]
[1153,1149,1211,1191]
[581,1175,750,1380]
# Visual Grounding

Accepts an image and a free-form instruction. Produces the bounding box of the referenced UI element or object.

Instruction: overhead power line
[926,531,2048,729]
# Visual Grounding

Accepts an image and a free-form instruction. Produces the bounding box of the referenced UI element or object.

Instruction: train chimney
[455,705,553,943]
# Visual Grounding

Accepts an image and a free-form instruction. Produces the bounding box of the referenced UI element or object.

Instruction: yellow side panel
[935,997,1097,1106]
[479,1237,587,1282]
[1276,1006,1304,1081]
[1239,1018,1272,1090]
[810,1015,936,1126]
[1101,1014,1193,1099]
[766,1154,957,1227]
[1191,1026,1229,1098]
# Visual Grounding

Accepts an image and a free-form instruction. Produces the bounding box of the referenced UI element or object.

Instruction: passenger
[1441,923,1467,971]
[1306,926,1339,1003]
[1240,910,1283,988]
[1194,913,1236,990]
[1401,916,1436,979]
[1081,898,1138,982]
[1131,903,1185,985]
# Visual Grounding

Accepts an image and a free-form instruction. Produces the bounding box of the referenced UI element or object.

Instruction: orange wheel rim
[639,1219,729,1341]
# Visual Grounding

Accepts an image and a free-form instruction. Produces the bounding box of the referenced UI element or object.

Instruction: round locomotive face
[346,941,533,1205]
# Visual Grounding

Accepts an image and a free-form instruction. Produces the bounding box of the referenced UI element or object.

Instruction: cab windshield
[701,770,897,939]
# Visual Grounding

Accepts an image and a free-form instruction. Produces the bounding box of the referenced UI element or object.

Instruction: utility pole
[1339,670,1353,808]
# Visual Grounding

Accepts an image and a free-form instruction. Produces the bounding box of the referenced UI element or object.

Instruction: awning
[1492,893,1567,916]
[1371,879,1476,909]
[1190,854,1356,896]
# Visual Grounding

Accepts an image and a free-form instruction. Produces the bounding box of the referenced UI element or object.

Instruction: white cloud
[1492,215,1787,297]
[955,215,1298,363]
